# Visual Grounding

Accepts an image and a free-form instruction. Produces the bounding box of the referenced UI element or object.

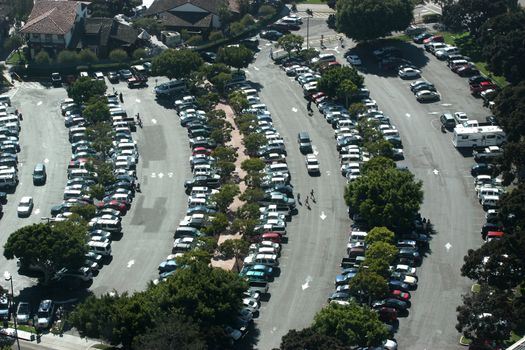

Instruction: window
[45,34,52,42]
[32,33,40,39]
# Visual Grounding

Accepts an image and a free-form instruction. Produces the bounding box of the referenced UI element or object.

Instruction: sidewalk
[1,328,101,350]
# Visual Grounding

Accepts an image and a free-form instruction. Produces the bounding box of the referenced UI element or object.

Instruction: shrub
[258,5,276,18]
[109,49,128,62]
[240,14,255,26]
[209,31,224,42]
[230,21,244,36]
[422,13,441,23]
[132,48,147,60]
[186,35,204,46]
[57,50,79,64]
[78,48,98,63]
[34,50,51,65]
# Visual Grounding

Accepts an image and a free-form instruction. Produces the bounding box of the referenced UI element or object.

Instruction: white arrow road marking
[168,172,173,178]
[313,146,319,155]
[428,112,439,115]
[158,172,164,179]
[405,113,411,118]
[326,170,331,176]
[135,98,141,103]
[433,169,439,175]
[270,327,277,333]
[151,118,157,124]
[302,276,313,290]
[127,260,135,268]
[37,101,43,106]
[34,209,40,215]
[320,211,327,220]
[253,66,260,71]
[445,242,452,251]
[292,107,298,112]
[44,158,49,163]
[151,172,157,178]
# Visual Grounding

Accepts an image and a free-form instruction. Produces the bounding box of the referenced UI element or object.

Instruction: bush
[258,5,276,18]
[209,31,224,42]
[78,48,98,63]
[57,50,79,64]
[230,21,244,36]
[186,35,204,46]
[34,50,51,65]
[240,14,255,26]
[109,49,128,62]
[132,48,147,60]
[422,13,441,23]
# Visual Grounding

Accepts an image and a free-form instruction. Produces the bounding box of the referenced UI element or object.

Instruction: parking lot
[0,76,192,299]
[244,17,488,349]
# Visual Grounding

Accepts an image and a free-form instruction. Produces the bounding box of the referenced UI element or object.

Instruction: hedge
[422,14,442,23]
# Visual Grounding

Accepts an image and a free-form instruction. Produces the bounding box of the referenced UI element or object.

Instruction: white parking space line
[44,158,49,163]
[37,101,43,106]
[135,98,141,103]
[34,209,40,215]
[253,66,260,71]
[151,172,157,178]
[405,113,411,118]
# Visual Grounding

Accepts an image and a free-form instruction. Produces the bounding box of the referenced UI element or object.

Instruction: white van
[478,187,502,200]
[312,53,336,63]
[481,195,500,210]
[244,253,279,267]
[188,197,206,208]
[0,96,11,106]
[63,189,83,200]
[89,218,122,233]
[0,115,20,127]
[88,241,112,256]
[268,163,289,174]
[349,231,368,243]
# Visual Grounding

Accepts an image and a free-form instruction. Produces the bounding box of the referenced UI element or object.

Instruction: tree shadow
[347,39,430,78]
[235,322,261,350]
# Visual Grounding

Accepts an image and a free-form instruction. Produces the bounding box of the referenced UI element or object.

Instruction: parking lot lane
[361,48,487,349]
[247,42,349,350]
[0,85,69,293]
[89,79,191,294]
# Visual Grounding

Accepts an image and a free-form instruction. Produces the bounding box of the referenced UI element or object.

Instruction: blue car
[388,280,410,292]
[158,260,177,273]
[240,264,273,277]
[335,271,357,286]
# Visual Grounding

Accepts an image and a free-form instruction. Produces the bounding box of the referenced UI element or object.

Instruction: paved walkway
[1,328,101,350]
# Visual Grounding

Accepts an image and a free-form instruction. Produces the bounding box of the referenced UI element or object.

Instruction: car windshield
[37,311,49,318]
[18,304,29,313]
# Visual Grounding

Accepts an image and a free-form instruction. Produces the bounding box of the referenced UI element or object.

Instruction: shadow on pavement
[235,323,260,350]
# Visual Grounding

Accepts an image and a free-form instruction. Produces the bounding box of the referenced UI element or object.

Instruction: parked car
[416,90,440,102]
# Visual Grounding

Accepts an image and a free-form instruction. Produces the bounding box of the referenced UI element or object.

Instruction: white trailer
[452,125,506,148]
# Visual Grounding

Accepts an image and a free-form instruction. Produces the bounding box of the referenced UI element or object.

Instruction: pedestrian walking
[307,100,313,113]
[119,92,123,103]
[310,189,315,198]
[305,196,309,206]
[297,193,301,202]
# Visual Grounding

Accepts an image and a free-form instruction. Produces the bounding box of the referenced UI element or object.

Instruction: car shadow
[236,323,260,350]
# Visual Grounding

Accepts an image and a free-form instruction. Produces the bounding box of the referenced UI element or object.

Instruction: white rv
[452,126,506,148]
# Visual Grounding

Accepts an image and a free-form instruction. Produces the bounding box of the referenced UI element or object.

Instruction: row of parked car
[0,95,21,203]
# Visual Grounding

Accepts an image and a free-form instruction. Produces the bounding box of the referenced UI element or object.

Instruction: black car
[471,163,495,177]
[486,115,497,125]
[108,71,119,83]
[258,144,287,157]
[481,222,503,239]
[373,298,409,311]
[260,30,283,41]
[413,33,433,44]
[457,66,480,77]
[184,176,221,190]
[398,247,421,263]
[201,51,217,63]
[187,205,217,215]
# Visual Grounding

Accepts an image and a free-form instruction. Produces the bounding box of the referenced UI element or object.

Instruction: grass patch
[475,62,508,88]
[459,335,472,346]
[505,331,523,347]
[6,51,26,65]
[8,322,36,333]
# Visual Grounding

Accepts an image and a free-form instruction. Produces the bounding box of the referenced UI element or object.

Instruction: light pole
[306,9,313,50]
[4,271,20,350]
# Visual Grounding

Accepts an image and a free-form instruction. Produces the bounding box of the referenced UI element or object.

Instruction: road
[245,18,488,350]
[243,21,349,350]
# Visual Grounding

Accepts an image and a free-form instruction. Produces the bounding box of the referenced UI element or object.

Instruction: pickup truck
[473,146,503,162]
[470,81,497,96]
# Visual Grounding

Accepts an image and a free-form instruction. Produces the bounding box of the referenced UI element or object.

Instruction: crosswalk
[295,10,334,19]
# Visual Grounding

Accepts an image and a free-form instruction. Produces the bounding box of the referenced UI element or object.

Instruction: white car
[305,154,320,174]
[243,298,260,313]
[398,67,421,79]
[346,54,362,66]
[17,196,34,217]
[93,72,104,80]
[454,111,468,123]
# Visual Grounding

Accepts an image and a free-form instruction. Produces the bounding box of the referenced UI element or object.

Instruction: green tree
[217,160,236,180]
[57,50,79,64]
[147,262,247,348]
[132,313,206,350]
[313,302,388,347]
[8,0,33,20]
[70,203,97,221]
[34,50,51,65]
[318,66,363,100]
[236,202,260,220]
[83,99,110,124]
[218,239,250,271]
[78,48,98,63]
[132,48,147,60]
[217,45,254,71]
[231,217,258,236]
[209,72,233,95]
[88,184,105,200]
[344,166,423,231]
[132,17,164,36]
[239,187,264,203]
[4,222,87,285]
[361,156,395,175]
[493,81,525,142]
[456,285,514,346]
[280,327,349,350]
[365,226,395,245]
[365,241,398,265]
[109,48,128,62]
[209,31,224,42]
[348,270,389,305]
[337,79,358,107]
[203,212,229,235]
[211,184,240,212]
[67,77,107,103]
[228,91,249,115]
[86,159,115,187]
[212,146,238,163]
[258,4,276,17]
[152,49,203,80]
[498,185,525,233]
[299,48,321,62]
[241,158,265,173]
[87,122,112,159]
[3,34,24,51]
[277,34,304,58]
[336,0,414,42]
[230,21,244,36]
[244,133,267,156]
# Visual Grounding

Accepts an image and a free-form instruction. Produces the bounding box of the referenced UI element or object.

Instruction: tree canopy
[279,326,350,350]
[318,66,363,100]
[365,226,396,245]
[344,166,423,231]
[4,222,88,285]
[217,45,254,71]
[348,269,389,305]
[67,77,107,103]
[152,49,204,80]
[83,99,110,124]
[313,302,388,347]
[336,0,414,42]
[277,34,305,58]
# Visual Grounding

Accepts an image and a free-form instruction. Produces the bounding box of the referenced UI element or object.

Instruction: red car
[96,200,127,214]
[260,232,282,243]
[377,306,398,322]
[422,35,444,44]
[391,289,411,301]
[192,147,212,156]
[470,81,497,96]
